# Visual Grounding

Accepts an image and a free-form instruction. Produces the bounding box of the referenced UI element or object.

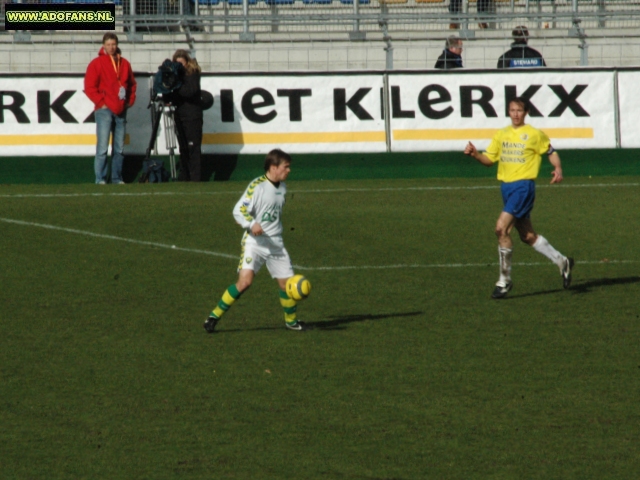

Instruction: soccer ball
[286,274,311,301]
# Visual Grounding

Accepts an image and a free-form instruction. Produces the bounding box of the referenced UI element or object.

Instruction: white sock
[498,247,513,286]
[532,235,565,272]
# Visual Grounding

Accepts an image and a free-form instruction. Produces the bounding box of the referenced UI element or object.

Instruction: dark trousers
[175,116,203,182]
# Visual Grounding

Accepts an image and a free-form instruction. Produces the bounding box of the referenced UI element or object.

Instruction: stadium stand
[1,0,639,72]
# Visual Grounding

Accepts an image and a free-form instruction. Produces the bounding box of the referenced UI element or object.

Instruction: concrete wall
[2,28,640,73]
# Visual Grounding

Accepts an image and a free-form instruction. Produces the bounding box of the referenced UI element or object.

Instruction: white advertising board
[0,75,151,156]
[197,74,386,154]
[0,70,629,156]
[0,74,386,156]
[387,70,617,152]
[617,71,640,148]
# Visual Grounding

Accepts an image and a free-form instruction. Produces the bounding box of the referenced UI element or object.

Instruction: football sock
[210,284,242,319]
[279,289,297,325]
[498,246,513,286]
[532,235,565,272]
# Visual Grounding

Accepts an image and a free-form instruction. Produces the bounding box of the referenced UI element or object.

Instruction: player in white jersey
[204,149,307,333]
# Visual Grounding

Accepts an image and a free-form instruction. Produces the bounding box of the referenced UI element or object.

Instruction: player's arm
[547,146,563,184]
[464,142,494,167]
[232,187,264,235]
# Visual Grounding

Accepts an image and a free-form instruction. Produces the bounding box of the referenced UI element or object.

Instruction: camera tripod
[145,96,178,180]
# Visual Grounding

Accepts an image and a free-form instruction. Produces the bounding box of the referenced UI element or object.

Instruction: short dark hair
[509,97,530,113]
[512,25,529,44]
[264,148,291,171]
[102,32,118,44]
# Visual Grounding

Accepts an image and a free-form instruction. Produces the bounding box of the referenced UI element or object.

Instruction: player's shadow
[570,276,640,294]
[308,311,424,331]
[210,311,424,334]
[506,276,640,299]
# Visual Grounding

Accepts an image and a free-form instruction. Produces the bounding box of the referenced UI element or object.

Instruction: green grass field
[1,175,639,479]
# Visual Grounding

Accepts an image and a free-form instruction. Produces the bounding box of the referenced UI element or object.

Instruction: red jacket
[84,47,137,115]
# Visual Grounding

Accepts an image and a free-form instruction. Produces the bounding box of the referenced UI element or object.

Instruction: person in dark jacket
[166,49,203,182]
[497,25,547,69]
[435,36,463,70]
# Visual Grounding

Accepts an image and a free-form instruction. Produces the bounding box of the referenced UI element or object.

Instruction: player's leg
[492,211,516,298]
[204,239,265,333]
[517,218,574,288]
[204,269,254,333]
[267,251,307,331]
[492,180,537,298]
[276,277,298,328]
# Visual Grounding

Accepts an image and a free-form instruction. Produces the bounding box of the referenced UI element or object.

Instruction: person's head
[102,32,119,56]
[508,97,529,127]
[264,149,292,182]
[172,49,201,75]
[512,25,529,45]
[446,36,463,54]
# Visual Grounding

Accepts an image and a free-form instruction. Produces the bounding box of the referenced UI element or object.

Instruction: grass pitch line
[1,217,636,270]
[296,182,640,194]
[294,260,637,271]
[0,217,238,260]
[0,191,240,199]
[0,182,638,199]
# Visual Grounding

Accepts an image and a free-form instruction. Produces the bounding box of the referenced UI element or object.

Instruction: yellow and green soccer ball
[286,274,311,301]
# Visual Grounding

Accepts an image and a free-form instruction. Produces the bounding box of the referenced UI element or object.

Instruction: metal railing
[4,0,640,36]
[3,0,640,71]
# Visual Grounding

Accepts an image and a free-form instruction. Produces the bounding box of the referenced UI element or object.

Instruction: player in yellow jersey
[464,97,574,299]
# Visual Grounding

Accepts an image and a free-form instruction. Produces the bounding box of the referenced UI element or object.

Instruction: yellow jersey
[484,124,551,183]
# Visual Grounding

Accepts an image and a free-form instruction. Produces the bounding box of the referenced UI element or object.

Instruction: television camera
[142,60,185,181]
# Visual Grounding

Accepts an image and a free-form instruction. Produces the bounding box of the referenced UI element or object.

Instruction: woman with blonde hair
[166,49,203,181]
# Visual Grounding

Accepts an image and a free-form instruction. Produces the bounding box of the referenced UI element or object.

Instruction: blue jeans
[94,107,127,184]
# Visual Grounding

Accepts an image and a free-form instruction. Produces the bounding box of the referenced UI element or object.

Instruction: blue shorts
[501,180,535,219]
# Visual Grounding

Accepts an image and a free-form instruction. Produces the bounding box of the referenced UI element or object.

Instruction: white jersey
[233,175,287,239]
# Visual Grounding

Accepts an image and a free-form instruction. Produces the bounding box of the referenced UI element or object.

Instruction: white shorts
[238,233,294,279]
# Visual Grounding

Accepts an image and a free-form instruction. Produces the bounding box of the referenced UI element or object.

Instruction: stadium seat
[264,0,295,4]
[378,0,408,4]
[303,0,333,4]
[193,0,221,4]
[339,0,372,4]
[227,0,258,4]
[415,0,444,3]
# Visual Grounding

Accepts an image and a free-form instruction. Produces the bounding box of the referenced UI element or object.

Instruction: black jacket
[165,71,202,120]
[434,49,463,70]
[497,43,546,69]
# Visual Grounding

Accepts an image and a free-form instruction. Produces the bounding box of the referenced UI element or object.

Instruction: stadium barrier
[1,67,638,156]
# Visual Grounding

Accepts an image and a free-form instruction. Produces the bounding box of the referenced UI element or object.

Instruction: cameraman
[164,50,203,182]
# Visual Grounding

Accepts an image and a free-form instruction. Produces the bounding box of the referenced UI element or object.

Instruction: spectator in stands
[497,25,547,68]
[164,49,203,182]
[84,33,137,184]
[449,0,494,29]
[435,36,463,69]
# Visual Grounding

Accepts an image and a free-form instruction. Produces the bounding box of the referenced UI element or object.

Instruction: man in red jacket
[84,32,137,184]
